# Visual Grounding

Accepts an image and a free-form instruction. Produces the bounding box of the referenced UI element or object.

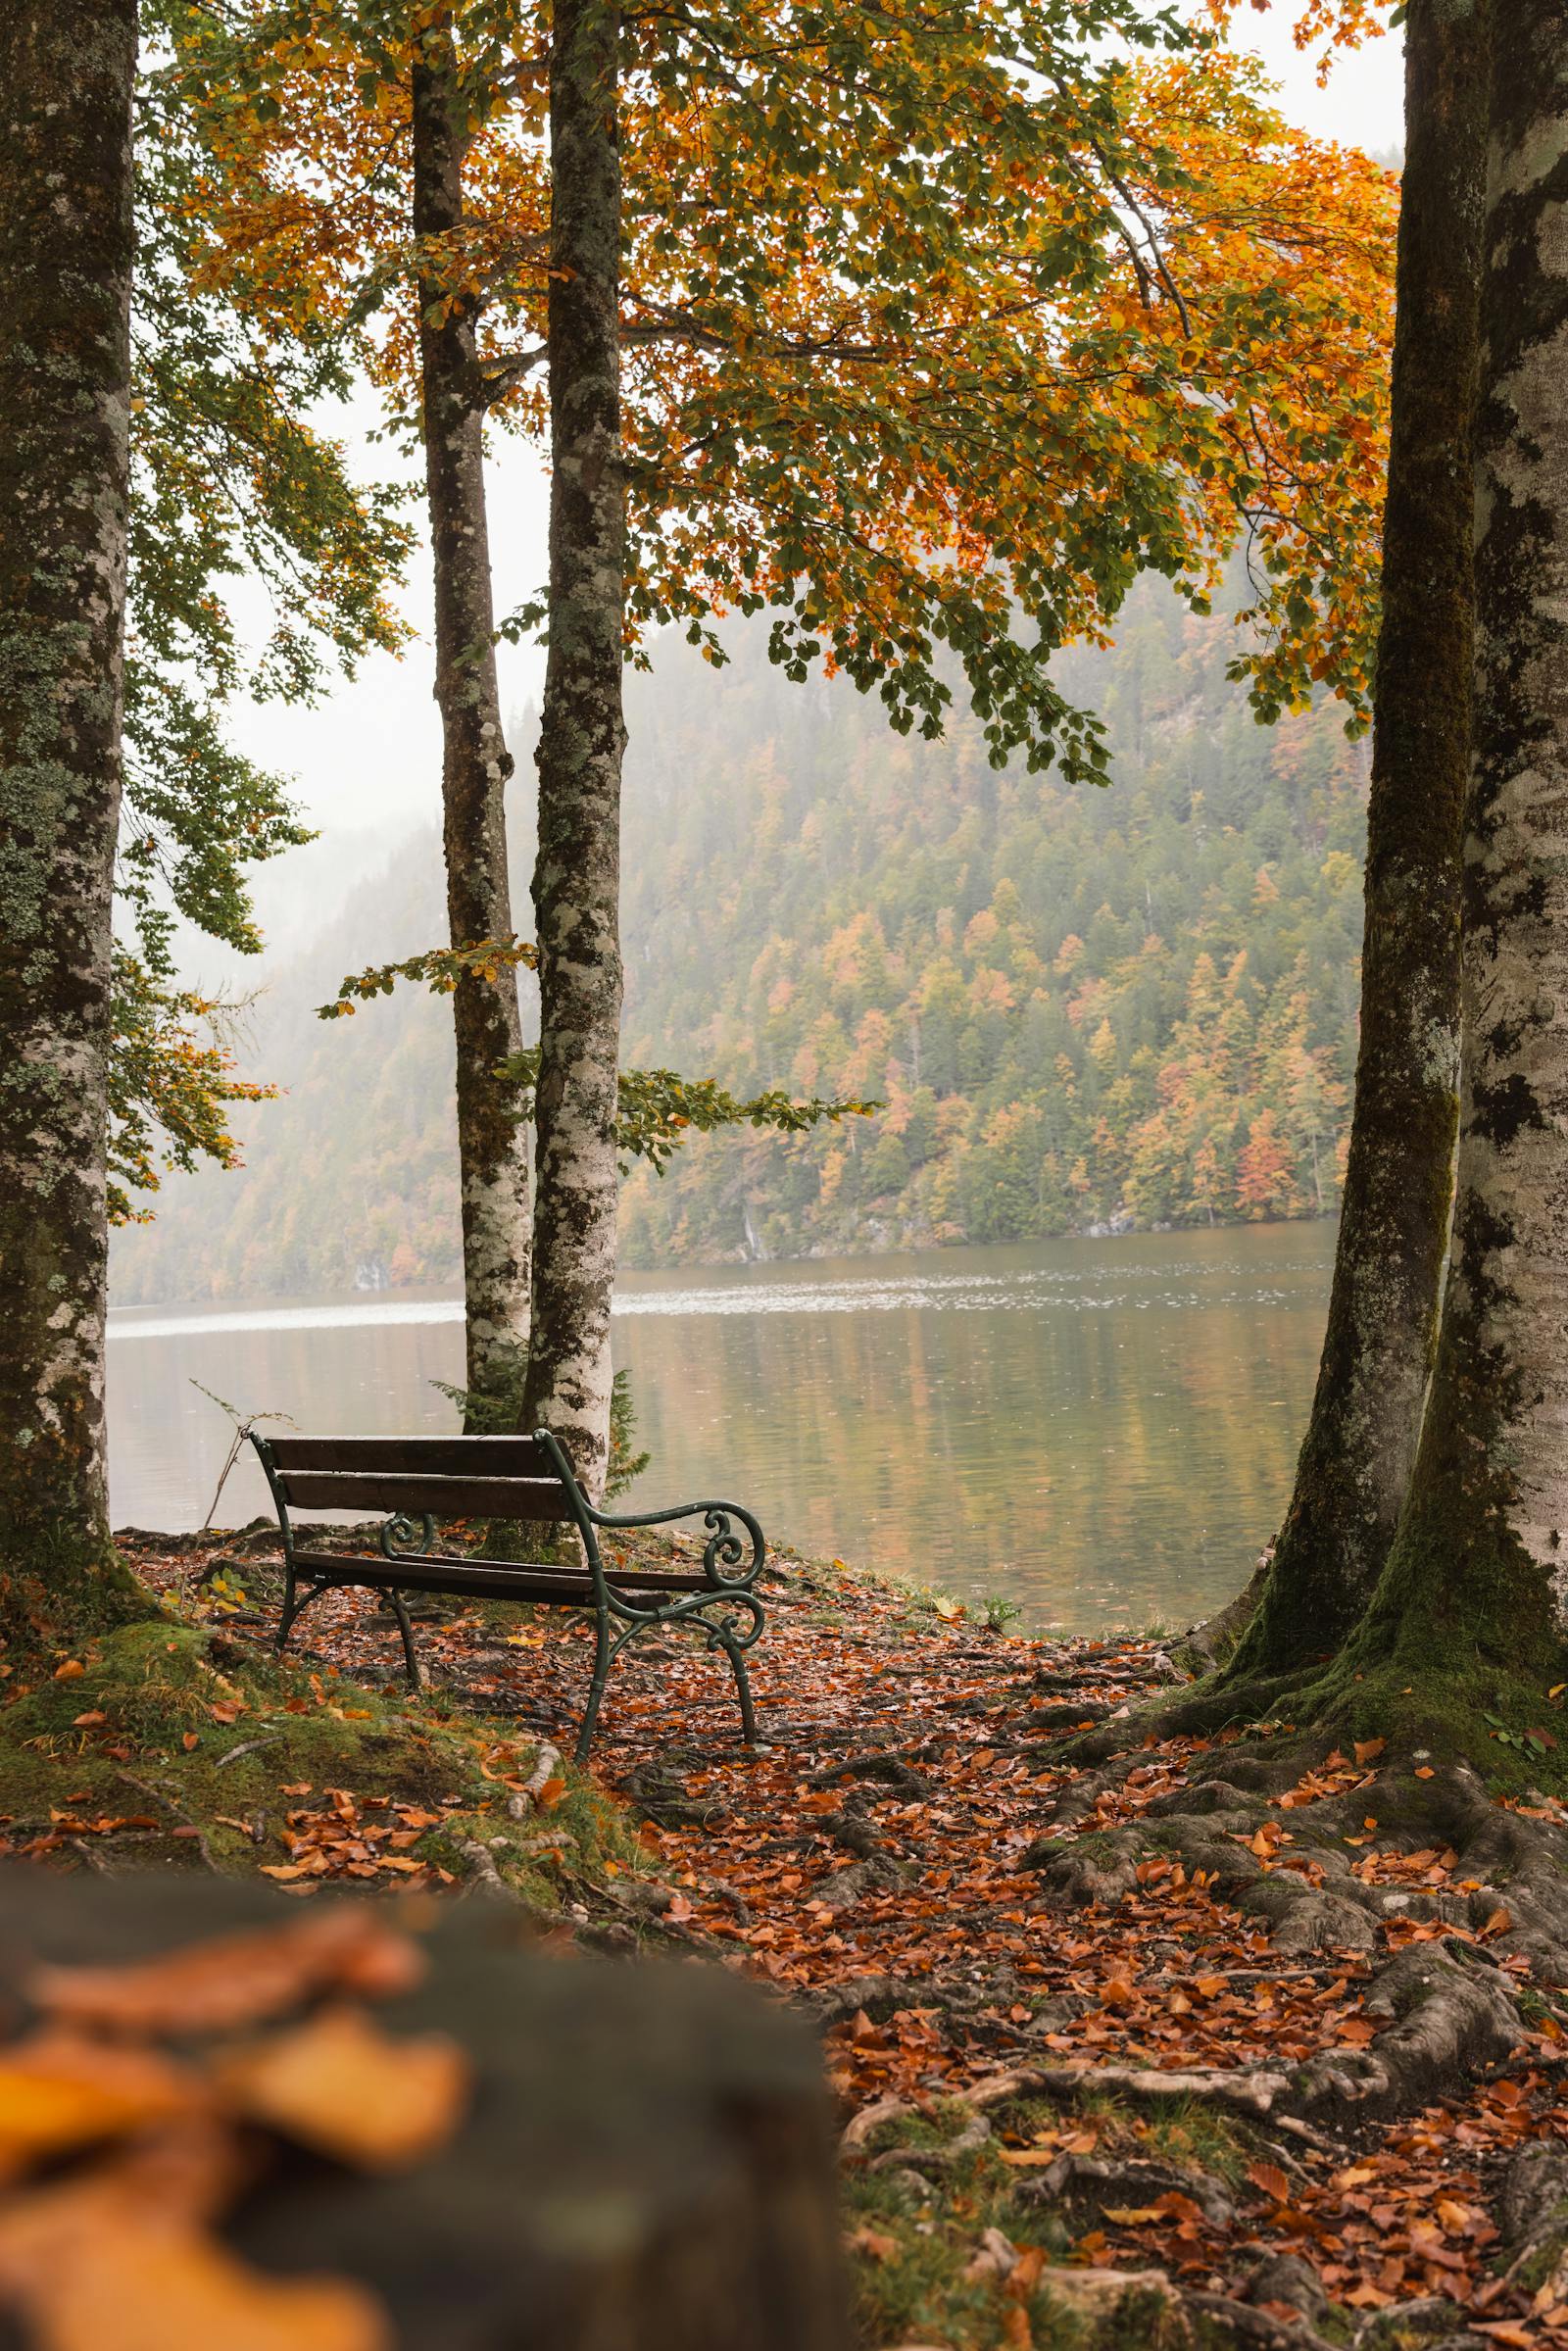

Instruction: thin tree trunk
[1342,0,1568,1703]
[1224,0,1488,1681]
[412,25,531,1424]
[522,0,624,1497]
[0,0,142,1629]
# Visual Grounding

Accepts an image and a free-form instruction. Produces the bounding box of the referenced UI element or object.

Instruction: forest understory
[1,1529,1563,2350]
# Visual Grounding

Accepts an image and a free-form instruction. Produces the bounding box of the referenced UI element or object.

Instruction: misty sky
[221,16,1405,953]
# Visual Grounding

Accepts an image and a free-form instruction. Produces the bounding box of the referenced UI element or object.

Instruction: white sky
[225,10,1406,901]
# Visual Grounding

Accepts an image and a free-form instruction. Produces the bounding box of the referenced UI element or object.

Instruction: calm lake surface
[107,1226,1334,1635]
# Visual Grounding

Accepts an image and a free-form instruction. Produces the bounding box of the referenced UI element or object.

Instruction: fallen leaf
[29,1910,425,2036]
[0,2179,388,2351]
[53,1662,85,1683]
[846,2225,899,2262]
[0,2036,200,2177]
[1353,1739,1385,1765]
[220,2006,469,2171]
[1248,2162,1292,2204]
[72,1711,107,1728]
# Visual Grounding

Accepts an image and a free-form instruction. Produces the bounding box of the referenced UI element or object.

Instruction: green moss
[0,1615,635,1898]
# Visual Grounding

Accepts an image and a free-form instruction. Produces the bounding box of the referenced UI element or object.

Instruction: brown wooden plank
[293,1550,715,1600]
[266,1434,556,1479]
[275,1471,568,1519]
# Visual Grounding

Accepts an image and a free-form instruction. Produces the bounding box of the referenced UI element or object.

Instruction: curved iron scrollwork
[700,1504,762,1589]
[378,1510,436,1562]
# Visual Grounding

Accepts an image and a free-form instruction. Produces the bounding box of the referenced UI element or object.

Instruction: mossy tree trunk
[0,0,143,1630]
[522,0,625,1499]
[1335,0,1568,1715]
[412,24,533,1426]
[1226,0,1488,1682]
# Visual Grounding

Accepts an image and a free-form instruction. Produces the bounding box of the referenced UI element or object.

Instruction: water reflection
[107,1225,1333,1634]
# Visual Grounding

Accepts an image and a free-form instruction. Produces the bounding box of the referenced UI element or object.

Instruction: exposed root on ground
[38,1531,1568,2348]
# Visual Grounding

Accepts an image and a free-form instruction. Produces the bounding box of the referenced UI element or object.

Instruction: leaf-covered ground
[19,1527,1568,2350]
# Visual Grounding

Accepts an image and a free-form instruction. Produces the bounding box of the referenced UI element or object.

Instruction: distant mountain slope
[111,582,1367,1304]
[615,583,1366,1266]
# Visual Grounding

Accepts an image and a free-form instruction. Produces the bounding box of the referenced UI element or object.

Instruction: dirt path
[122,1529,1568,2349]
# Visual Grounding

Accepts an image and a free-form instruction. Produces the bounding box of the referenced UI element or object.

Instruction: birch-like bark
[1351,0,1568,1689]
[522,0,625,1497]
[413,27,531,1420]
[0,0,138,1610]
[1227,0,1488,1678]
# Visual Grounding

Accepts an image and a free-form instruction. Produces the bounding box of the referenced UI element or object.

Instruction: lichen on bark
[412,27,532,1424]
[0,0,148,1633]
[1332,0,1568,1711]
[1223,0,1488,1683]
[522,0,626,1498]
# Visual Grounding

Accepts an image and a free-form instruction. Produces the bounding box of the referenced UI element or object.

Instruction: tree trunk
[3,1871,854,2351]
[1224,0,1488,1682]
[1338,0,1568,1715]
[522,0,625,1498]
[412,26,532,1424]
[0,0,142,1629]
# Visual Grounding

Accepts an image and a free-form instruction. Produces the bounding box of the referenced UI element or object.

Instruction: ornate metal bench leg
[720,1631,759,1745]
[382,1591,421,1690]
[274,1578,299,1660]
[574,1612,612,1765]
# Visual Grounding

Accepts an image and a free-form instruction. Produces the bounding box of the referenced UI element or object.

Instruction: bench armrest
[587,1497,766,1592]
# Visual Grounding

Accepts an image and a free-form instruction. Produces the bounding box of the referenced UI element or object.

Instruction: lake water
[107,1225,1334,1635]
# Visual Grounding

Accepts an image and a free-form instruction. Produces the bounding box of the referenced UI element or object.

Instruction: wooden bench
[249,1428,767,1763]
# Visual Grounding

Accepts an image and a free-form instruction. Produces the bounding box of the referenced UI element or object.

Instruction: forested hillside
[111,581,1368,1303]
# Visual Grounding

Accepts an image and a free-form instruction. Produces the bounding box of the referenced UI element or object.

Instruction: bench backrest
[256,1433,585,1526]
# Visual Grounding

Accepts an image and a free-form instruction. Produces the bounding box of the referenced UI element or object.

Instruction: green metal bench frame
[249,1428,766,1763]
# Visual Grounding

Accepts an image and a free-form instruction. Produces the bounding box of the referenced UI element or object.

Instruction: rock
[1247,2252,1329,2322]
[1499,2139,1568,2246]
[1035,2265,1183,2343]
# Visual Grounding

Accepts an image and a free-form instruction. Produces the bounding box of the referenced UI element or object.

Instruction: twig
[215,1734,283,1770]
[508,1739,563,1818]
[113,1768,220,1874]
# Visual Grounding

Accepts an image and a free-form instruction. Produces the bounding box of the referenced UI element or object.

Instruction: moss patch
[0,1612,635,1905]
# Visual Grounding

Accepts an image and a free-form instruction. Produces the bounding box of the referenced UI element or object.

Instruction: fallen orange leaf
[0,2180,388,2351]
[220,2006,469,2172]
[0,2036,200,2178]
[29,1910,425,2036]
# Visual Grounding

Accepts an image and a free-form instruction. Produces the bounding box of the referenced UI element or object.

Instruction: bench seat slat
[267,1435,555,1479]
[292,1549,716,1602]
[276,1472,566,1519]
